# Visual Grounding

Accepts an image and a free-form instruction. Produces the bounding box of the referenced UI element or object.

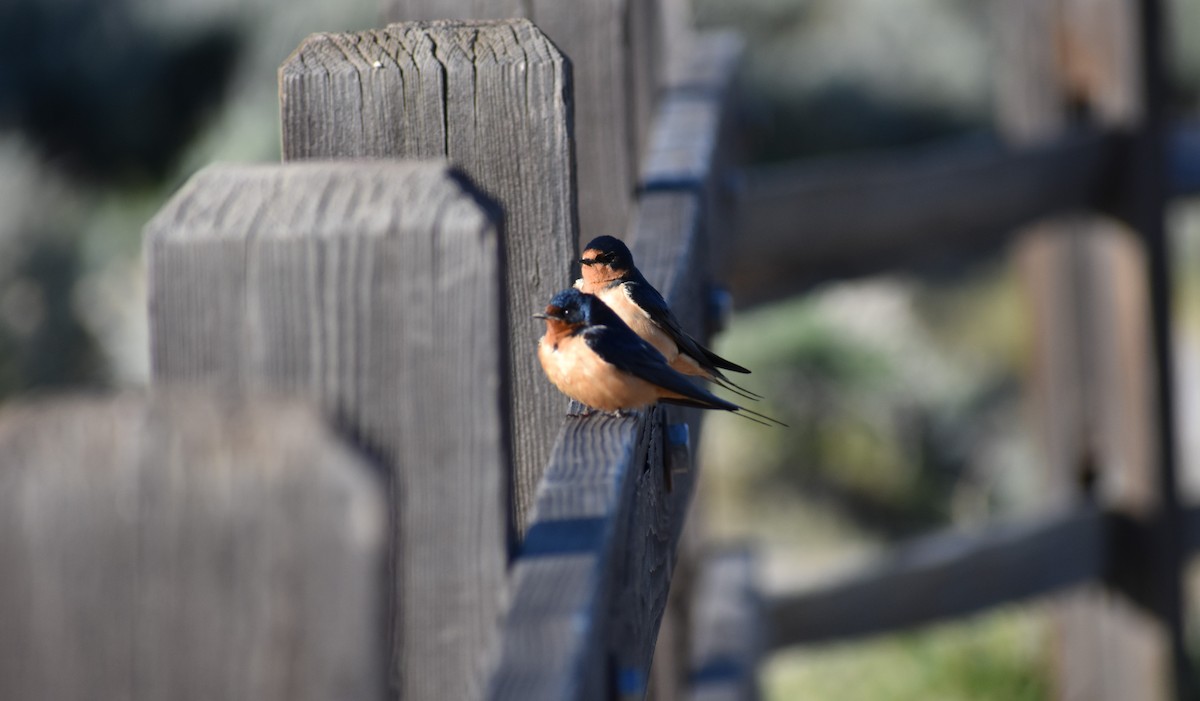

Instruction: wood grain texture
[488,413,646,701]
[146,161,510,701]
[379,2,650,246]
[688,547,762,701]
[280,20,576,533]
[730,129,1114,303]
[487,27,739,699]
[994,2,1179,699]
[492,69,729,701]
[0,391,386,701]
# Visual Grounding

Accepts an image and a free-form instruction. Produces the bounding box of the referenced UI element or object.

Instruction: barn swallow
[535,289,783,425]
[574,235,760,400]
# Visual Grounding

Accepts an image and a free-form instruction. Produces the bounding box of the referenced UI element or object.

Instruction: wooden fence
[733,2,1198,700]
[0,2,754,700]
[3,0,1198,699]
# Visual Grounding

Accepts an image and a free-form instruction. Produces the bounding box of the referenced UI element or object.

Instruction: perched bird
[535,289,782,425]
[574,235,759,399]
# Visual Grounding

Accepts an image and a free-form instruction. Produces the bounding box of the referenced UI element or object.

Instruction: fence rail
[490,31,742,700]
[731,121,1200,302]
[4,0,1198,699]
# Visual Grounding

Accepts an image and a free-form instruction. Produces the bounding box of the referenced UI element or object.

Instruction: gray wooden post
[0,391,386,701]
[995,1,1184,698]
[378,2,666,246]
[146,161,510,701]
[280,19,574,532]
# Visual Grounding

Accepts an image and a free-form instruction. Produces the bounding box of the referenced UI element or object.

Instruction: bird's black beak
[533,307,568,321]
[578,257,595,267]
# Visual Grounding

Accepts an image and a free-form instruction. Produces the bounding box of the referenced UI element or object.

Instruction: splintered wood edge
[144,160,491,244]
[278,18,576,535]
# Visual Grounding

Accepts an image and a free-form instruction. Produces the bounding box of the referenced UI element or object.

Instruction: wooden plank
[650,30,742,272]
[489,183,708,701]
[762,501,1200,649]
[488,27,738,699]
[146,161,509,701]
[995,1,1185,698]
[0,391,386,701]
[490,191,708,699]
[729,129,1113,302]
[488,413,647,701]
[688,547,762,701]
[1123,2,1192,698]
[765,507,1108,648]
[521,0,638,244]
[381,2,652,246]
[659,0,694,87]
[279,20,576,533]
[723,117,1200,300]
[628,0,666,178]
[490,165,708,701]
[618,33,742,695]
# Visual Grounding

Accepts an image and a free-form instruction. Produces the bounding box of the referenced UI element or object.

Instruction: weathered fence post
[0,391,385,701]
[994,1,1187,698]
[146,161,510,700]
[280,19,574,532]
[379,1,665,246]
[485,26,745,700]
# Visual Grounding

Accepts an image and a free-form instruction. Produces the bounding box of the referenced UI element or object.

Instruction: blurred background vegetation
[2,0,1200,699]
[690,0,1200,699]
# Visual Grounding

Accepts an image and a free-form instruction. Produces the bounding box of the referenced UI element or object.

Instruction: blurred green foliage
[764,608,1050,701]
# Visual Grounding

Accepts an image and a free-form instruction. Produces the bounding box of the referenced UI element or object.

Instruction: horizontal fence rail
[731,120,1200,303]
[764,503,1200,650]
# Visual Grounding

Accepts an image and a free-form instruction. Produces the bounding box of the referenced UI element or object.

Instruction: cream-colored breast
[537,333,660,412]
[593,284,679,363]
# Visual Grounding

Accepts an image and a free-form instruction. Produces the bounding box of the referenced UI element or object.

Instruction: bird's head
[534,289,620,332]
[578,235,634,284]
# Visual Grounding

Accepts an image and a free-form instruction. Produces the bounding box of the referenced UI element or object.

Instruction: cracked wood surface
[147,161,509,701]
[381,1,666,246]
[280,20,577,534]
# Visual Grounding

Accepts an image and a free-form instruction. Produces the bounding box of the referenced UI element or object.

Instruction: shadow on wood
[146,161,509,701]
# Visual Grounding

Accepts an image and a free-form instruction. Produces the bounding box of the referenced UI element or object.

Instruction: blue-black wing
[623,274,751,375]
[581,324,739,411]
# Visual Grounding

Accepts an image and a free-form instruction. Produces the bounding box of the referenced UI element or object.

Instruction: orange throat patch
[578,250,623,291]
[541,318,582,350]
